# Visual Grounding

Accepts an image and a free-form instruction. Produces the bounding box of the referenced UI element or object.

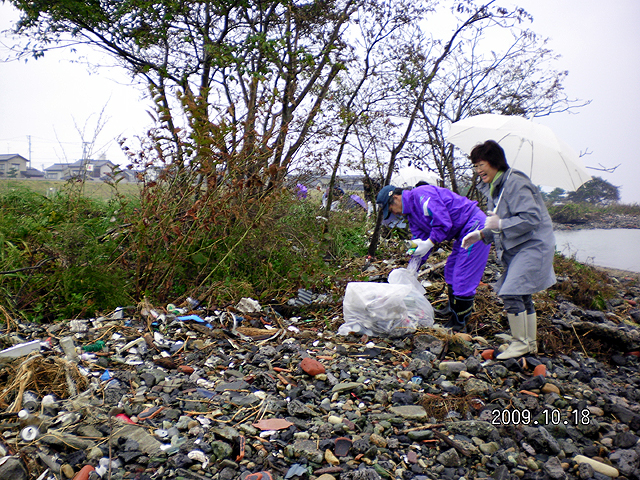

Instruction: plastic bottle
[59,337,79,361]
[406,240,418,255]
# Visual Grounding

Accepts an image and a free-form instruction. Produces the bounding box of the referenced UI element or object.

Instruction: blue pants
[444,216,491,298]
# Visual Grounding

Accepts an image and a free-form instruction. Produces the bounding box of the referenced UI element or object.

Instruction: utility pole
[28,135,32,168]
[82,142,90,161]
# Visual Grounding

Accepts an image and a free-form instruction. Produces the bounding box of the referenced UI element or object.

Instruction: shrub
[548,253,617,310]
[0,185,132,322]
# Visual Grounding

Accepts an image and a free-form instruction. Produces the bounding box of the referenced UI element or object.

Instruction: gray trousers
[501,294,534,315]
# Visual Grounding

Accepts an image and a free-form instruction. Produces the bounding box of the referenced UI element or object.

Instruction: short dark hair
[469,140,509,171]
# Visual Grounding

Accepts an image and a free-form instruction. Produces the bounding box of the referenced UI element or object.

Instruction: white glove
[485,213,502,231]
[407,238,434,257]
[462,230,482,249]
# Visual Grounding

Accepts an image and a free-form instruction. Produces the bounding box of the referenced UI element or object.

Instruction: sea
[554,228,640,274]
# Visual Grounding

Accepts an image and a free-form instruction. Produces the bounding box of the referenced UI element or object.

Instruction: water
[554,228,640,273]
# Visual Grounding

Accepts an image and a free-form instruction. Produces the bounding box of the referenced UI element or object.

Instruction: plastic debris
[82,340,105,352]
[236,297,262,313]
[0,340,41,360]
[295,288,313,306]
[186,297,201,309]
[68,320,89,333]
[21,425,39,441]
[95,458,121,478]
[58,337,79,361]
[187,450,209,468]
[285,464,308,479]
[71,464,95,480]
[115,413,135,424]
[22,391,40,413]
[167,304,187,315]
[177,314,204,322]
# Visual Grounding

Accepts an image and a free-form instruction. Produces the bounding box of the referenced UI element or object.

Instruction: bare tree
[366,2,533,256]
[410,25,589,195]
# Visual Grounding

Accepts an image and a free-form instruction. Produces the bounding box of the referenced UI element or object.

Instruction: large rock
[110,424,165,456]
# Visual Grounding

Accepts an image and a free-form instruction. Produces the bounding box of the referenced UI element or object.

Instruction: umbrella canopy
[391,166,439,189]
[446,114,592,191]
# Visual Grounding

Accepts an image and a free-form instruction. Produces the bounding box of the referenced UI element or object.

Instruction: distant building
[21,167,46,179]
[44,158,137,182]
[302,173,369,191]
[0,153,29,178]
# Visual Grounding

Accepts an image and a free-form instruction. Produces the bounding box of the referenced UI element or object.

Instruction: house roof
[21,168,46,178]
[0,154,28,162]
[44,159,117,171]
[44,163,68,172]
[68,159,117,168]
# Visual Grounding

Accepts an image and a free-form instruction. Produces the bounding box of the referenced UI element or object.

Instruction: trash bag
[338,259,434,336]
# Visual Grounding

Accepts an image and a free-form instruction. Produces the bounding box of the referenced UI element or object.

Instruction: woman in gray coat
[462,140,556,359]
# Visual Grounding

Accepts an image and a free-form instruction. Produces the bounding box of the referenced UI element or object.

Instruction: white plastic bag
[339,259,434,336]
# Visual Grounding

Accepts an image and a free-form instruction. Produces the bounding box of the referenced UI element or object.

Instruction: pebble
[0,272,639,480]
[300,357,326,376]
[573,455,620,477]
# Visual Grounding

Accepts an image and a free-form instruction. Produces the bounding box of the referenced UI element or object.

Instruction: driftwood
[432,430,472,457]
[418,260,446,279]
[571,320,640,351]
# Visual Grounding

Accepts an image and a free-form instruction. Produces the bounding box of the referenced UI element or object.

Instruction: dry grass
[0,178,140,201]
[0,354,89,411]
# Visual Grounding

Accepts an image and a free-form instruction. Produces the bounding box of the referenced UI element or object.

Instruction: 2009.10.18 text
[490,408,591,426]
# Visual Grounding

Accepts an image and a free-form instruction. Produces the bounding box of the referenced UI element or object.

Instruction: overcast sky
[1,1,639,203]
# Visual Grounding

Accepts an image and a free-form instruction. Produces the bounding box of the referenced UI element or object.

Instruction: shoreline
[553,212,640,277]
[553,212,640,231]
[592,264,640,281]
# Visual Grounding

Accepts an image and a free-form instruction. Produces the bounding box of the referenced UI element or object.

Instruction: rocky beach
[553,213,640,232]
[1,246,640,480]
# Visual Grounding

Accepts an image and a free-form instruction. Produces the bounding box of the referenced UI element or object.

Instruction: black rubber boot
[443,295,474,333]
[433,284,453,318]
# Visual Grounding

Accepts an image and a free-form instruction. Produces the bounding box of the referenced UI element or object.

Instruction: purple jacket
[402,185,486,246]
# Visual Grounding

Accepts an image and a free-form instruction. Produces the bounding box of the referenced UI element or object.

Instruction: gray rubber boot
[496,312,529,359]
[527,311,538,355]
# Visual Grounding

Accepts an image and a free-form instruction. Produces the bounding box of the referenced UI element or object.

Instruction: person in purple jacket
[376,184,491,332]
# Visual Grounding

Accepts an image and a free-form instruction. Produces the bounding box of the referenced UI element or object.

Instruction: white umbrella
[446,113,592,191]
[391,166,439,189]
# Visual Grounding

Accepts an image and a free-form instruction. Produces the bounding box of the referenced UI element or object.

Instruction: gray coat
[479,169,556,295]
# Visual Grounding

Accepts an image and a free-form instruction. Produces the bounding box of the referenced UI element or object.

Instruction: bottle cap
[21,426,39,441]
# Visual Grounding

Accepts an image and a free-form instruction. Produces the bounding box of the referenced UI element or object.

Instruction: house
[44,158,137,182]
[44,163,67,180]
[0,154,29,178]
[21,167,46,179]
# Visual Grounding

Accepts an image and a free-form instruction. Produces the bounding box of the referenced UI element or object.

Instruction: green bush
[0,177,376,322]
[548,203,594,224]
[549,253,617,310]
[0,186,132,322]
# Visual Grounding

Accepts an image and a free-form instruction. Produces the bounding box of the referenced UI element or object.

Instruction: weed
[546,253,618,310]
